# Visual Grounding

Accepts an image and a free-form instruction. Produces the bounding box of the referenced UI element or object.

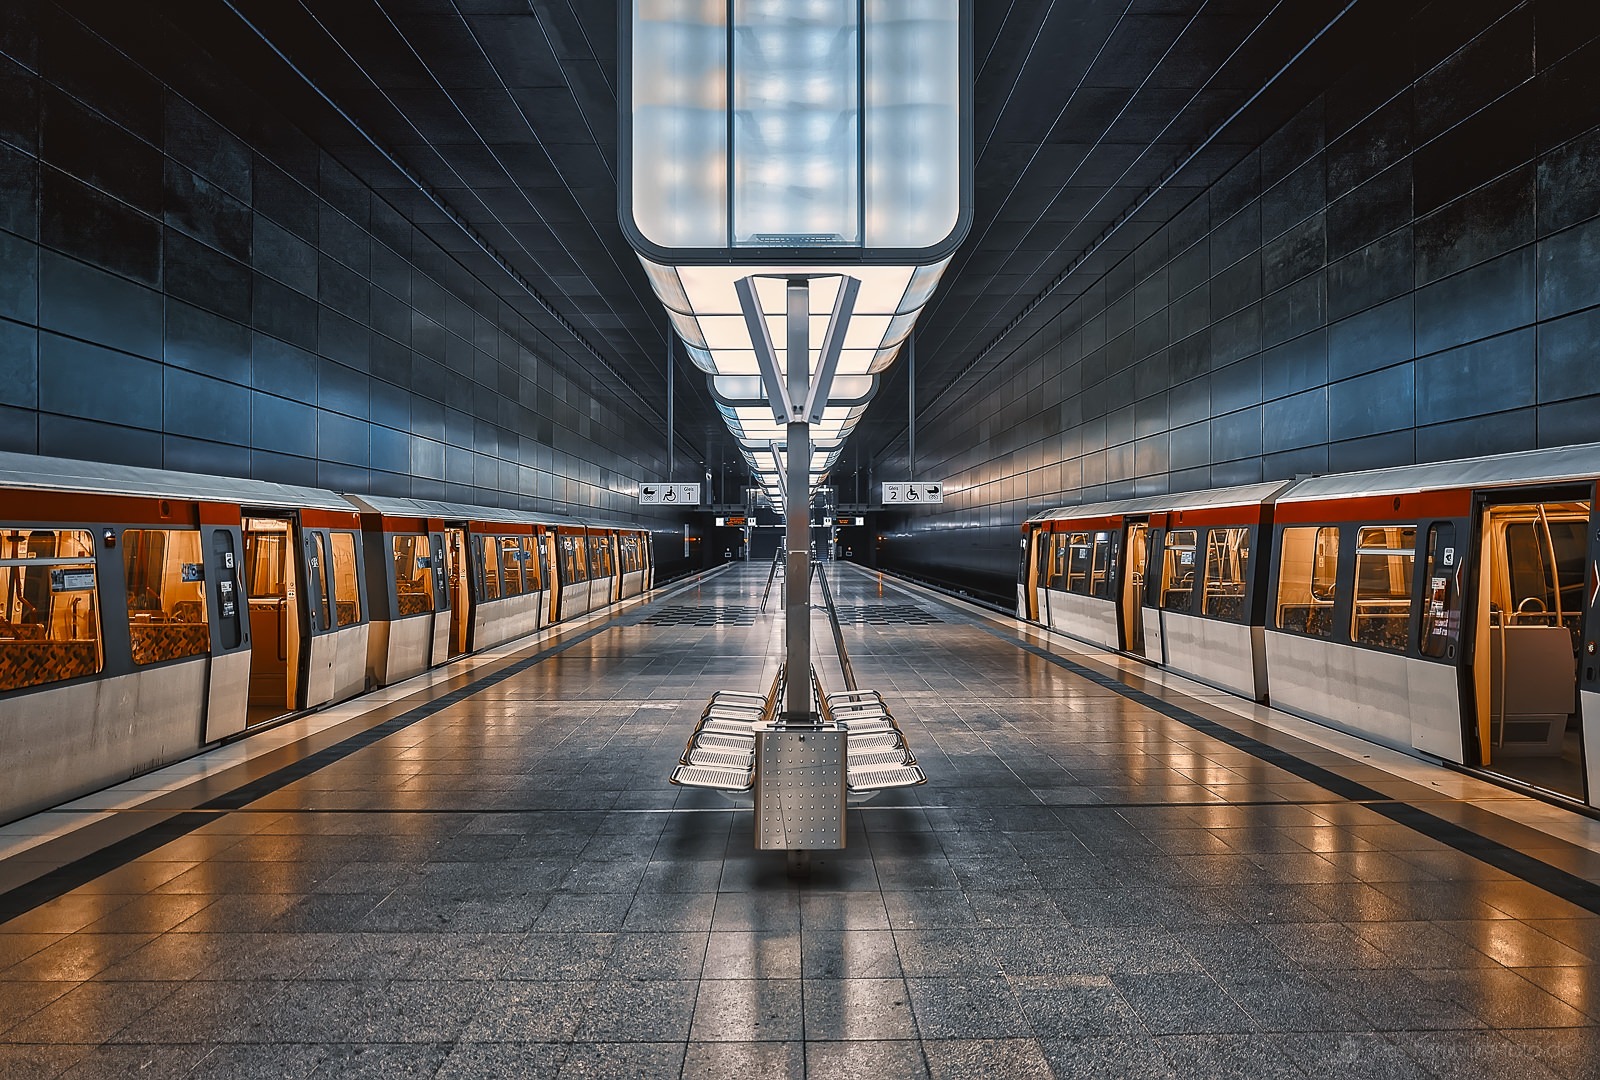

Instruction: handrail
[759,545,784,613]
[814,563,857,692]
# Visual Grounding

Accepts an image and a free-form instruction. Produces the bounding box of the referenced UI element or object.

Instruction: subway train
[0,451,657,824]
[1019,441,1600,812]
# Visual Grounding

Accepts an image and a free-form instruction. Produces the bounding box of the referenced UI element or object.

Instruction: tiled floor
[1,562,1598,1078]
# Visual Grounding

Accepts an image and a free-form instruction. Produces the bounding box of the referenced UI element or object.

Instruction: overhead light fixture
[621,0,972,725]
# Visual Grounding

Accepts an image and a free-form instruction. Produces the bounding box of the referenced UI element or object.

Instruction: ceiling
[182,0,1383,491]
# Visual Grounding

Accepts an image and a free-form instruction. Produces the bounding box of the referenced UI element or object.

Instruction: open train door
[445,526,471,657]
[1019,526,1039,621]
[1120,520,1149,656]
[241,512,309,726]
[1467,487,1590,802]
[1582,495,1600,807]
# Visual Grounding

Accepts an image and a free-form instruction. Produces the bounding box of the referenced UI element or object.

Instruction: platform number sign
[882,482,943,505]
[640,483,701,505]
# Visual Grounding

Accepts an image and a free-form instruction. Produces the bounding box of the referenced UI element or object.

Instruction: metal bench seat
[847,762,927,791]
[672,763,755,790]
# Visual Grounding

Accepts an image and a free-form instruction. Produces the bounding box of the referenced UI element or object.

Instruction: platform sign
[640,483,700,505]
[882,482,943,505]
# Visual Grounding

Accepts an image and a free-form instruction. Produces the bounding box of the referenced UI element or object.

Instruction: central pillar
[784,278,812,722]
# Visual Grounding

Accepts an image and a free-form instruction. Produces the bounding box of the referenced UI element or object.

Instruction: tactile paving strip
[642,605,760,627]
[829,604,944,626]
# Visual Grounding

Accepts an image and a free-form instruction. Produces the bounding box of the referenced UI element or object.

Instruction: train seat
[1489,624,1577,756]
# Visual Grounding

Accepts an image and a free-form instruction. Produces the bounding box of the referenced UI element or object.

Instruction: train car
[1266,442,1600,808]
[616,528,653,600]
[0,452,370,821]
[347,499,656,684]
[1021,482,1288,699]
[1020,442,1600,812]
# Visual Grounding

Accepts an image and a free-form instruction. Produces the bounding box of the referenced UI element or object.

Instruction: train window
[329,532,361,627]
[1090,532,1119,600]
[1420,523,1458,659]
[123,530,210,666]
[311,532,332,632]
[1201,528,1251,621]
[590,535,613,577]
[1275,527,1339,637]
[479,537,502,601]
[393,536,434,616]
[1065,533,1092,594]
[0,529,103,691]
[562,536,588,582]
[1159,530,1199,612]
[499,537,524,596]
[521,537,542,591]
[1352,526,1416,652]
[244,523,289,599]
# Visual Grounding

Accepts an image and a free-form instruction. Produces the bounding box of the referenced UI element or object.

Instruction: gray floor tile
[803,977,916,1039]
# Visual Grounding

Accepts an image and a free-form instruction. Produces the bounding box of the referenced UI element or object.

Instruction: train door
[544,531,563,624]
[445,527,471,656]
[1582,500,1600,806]
[427,530,450,665]
[1142,525,1167,664]
[1121,521,1149,656]
[1467,490,1590,801]
[242,515,306,725]
[1019,527,1040,621]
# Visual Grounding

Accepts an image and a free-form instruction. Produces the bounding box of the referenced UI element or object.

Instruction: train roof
[1025,481,1290,525]
[344,494,643,532]
[1278,441,1600,505]
[0,450,356,512]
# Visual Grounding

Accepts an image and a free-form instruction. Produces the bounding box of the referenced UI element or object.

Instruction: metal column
[784,279,812,722]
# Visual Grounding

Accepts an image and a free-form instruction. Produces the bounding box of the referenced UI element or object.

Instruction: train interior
[242,516,300,726]
[445,527,469,656]
[1472,497,1591,800]
[0,529,102,692]
[122,528,210,666]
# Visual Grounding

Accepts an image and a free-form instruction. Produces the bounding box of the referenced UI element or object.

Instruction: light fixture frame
[617,0,975,270]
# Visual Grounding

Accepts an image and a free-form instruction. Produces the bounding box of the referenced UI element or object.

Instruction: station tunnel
[1,2,1599,1076]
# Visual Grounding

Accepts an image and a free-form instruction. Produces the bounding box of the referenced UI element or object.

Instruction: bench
[669,669,785,792]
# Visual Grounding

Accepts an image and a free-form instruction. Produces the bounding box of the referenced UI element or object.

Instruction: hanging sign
[882,482,943,505]
[640,484,700,505]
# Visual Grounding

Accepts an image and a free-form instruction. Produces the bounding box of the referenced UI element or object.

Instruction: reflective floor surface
[1,563,1598,1078]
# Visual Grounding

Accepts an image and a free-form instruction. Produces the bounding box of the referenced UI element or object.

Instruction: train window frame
[520,537,543,592]
[499,536,524,597]
[310,531,333,633]
[122,528,210,666]
[0,528,105,692]
[392,535,434,617]
[1274,526,1340,639]
[1200,526,1252,623]
[1350,524,1417,653]
[328,531,361,628]
[1066,532,1093,595]
[1089,531,1120,601]
[479,536,502,601]
[1159,529,1200,613]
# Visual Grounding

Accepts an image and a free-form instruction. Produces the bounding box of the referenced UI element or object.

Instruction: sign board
[882,482,943,505]
[640,483,700,505]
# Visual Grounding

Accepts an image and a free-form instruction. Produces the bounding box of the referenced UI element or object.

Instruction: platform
[1,563,1598,1079]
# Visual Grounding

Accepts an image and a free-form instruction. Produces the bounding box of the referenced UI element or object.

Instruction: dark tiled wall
[876,1,1600,603]
[0,2,671,523]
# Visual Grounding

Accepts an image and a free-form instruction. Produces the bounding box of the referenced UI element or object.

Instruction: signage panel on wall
[881,482,943,505]
[640,484,701,505]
